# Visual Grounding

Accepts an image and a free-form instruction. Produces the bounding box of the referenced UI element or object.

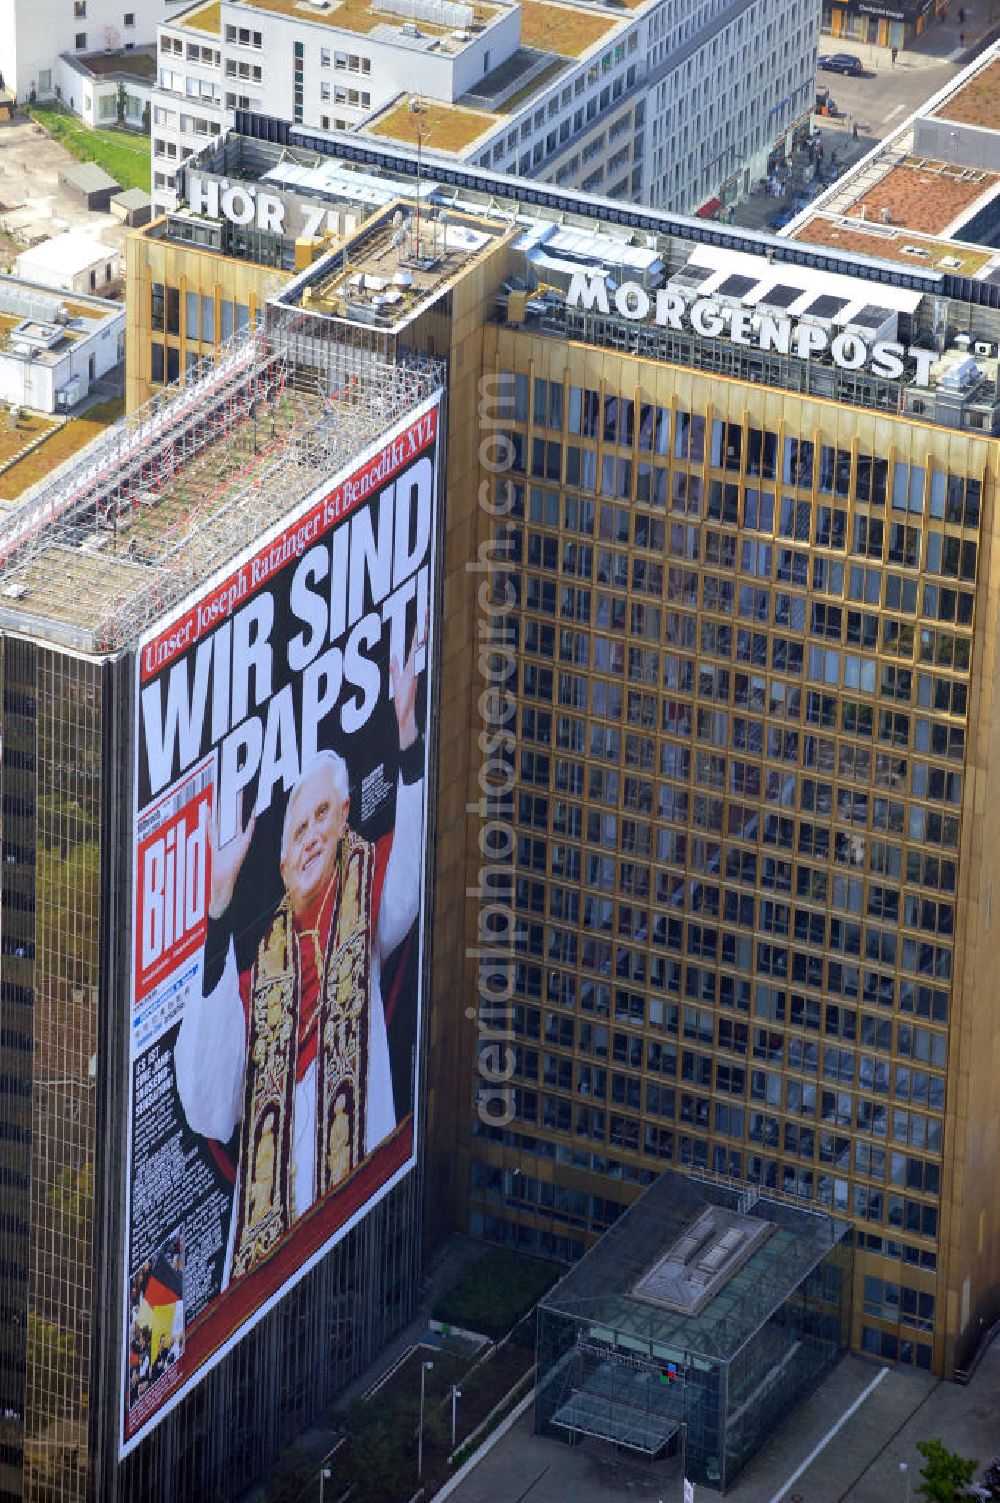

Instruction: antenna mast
[411,96,425,258]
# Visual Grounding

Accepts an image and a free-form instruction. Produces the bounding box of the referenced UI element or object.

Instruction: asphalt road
[729,47,962,231]
[817,54,961,138]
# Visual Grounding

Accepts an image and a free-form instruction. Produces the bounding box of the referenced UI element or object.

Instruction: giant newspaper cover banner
[121,393,441,1454]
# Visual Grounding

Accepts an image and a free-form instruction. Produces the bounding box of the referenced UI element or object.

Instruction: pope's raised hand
[209,790,255,920]
[391,616,426,751]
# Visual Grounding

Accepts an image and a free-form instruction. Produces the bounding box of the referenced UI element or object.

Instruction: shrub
[432,1250,560,1340]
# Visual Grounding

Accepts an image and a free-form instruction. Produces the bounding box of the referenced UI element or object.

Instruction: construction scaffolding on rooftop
[0,328,442,655]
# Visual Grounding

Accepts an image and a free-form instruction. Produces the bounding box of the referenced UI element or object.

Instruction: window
[74,0,86,13]
[124,9,135,22]
[75,30,87,47]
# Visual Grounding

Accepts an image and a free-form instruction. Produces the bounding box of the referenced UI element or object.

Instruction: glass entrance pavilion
[535,1171,852,1492]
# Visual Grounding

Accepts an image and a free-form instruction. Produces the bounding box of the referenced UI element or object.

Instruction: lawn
[0,399,124,501]
[0,412,58,472]
[28,105,151,193]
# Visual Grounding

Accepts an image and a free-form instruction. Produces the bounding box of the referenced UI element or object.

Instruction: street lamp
[900,1461,912,1503]
[450,1385,463,1450]
[319,1464,332,1503]
[417,1359,434,1480]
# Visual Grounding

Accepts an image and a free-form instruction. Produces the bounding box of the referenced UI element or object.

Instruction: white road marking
[883,103,906,121]
[769,1366,891,1503]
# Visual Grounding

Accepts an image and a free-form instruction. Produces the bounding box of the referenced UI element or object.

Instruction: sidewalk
[728,123,874,234]
[854,0,999,68]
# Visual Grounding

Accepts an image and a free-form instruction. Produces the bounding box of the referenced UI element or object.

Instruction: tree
[26,1312,78,1432]
[116,80,127,126]
[916,1439,978,1503]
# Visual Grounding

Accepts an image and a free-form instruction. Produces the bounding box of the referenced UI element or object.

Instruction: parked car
[819,51,864,74]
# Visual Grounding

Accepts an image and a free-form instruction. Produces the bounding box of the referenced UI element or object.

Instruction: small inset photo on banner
[127,1229,185,1417]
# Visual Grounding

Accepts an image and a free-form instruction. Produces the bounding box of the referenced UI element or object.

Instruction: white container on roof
[515,220,663,280]
[261,160,438,206]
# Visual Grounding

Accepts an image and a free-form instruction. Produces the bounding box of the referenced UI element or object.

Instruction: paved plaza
[447,1344,1000,1503]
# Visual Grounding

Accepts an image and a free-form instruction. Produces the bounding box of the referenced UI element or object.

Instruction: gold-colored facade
[124,222,290,412]
[429,298,1000,1380]
[123,190,1000,1381]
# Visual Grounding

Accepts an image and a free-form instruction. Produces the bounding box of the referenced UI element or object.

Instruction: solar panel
[757,283,801,308]
[852,303,893,327]
[716,273,757,298]
[803,294,849,319]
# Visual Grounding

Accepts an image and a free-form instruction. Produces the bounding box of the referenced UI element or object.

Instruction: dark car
[818,52,864,74]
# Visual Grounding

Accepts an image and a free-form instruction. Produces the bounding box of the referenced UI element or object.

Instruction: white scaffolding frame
[0,330,444,653]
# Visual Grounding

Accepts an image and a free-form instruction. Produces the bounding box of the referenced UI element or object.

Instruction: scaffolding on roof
[0,328,443,654]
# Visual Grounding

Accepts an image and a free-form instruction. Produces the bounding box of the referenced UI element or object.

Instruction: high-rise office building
[148,0,820,219]
[142,111,1000,1386]
[9,48,1000,1490]
[0,327,441,1501]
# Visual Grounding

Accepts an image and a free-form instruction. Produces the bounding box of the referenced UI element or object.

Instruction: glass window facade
[469,354,983,1374]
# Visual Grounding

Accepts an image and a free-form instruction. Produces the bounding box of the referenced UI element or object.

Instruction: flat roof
[0,401,125,505]
[0,275,121,324]
[18,232,118,275]
[541,1171,847,1363]
[182,119,1000,316]
[195,0,503,39]
[0,310,85,353]
[631,1205,773,1317]
[289,201,511,327]
[184,0,221,30]
[368,96,495,151]
[790,213,994,275]
[177,0,618,53]
[112,188,154,209]
[935,55,1000,128]
[846,157,1000,236]
[59,161,120,192]
[519,0,617,56]
[0,340,441,651]
[65,45,157,79]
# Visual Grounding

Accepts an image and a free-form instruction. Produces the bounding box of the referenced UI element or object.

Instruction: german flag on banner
[145,1251,182,1309]
[137,1252,184,1362]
